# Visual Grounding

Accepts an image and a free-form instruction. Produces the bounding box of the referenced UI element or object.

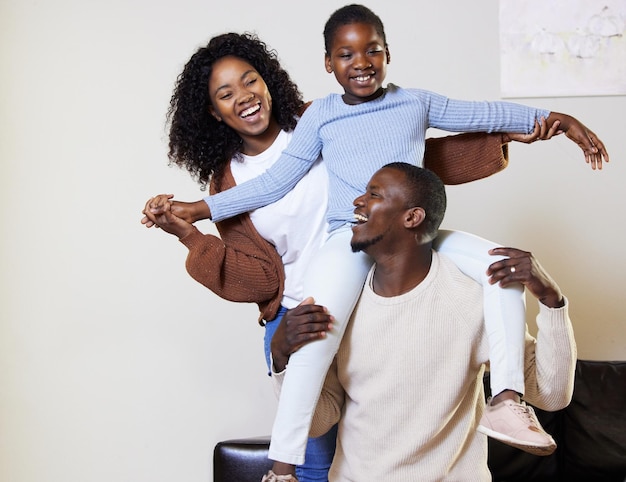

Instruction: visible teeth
[354,75,371,81]
[354,213,368,222]
[241,104,260,117]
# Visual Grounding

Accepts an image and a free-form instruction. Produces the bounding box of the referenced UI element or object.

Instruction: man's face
[351,167,409,254]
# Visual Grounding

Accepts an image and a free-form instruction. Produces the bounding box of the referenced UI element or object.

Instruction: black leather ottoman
[213,436,272,482]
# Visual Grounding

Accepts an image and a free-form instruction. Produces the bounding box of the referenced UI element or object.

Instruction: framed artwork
[500,0,626,97]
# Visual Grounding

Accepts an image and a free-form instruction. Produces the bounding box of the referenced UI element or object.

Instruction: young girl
[143,31,522,482]
[148,6,608,481]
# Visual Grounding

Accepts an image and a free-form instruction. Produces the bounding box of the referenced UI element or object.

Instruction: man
[270,163,577,481]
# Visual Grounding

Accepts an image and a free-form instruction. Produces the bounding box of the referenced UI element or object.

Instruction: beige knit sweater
[274,252,576,481]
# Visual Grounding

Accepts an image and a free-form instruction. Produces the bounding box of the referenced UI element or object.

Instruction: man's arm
[487,247,577,410]
[522,297,576,410]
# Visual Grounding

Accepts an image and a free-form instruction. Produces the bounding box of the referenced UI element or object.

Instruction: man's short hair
[383,162,447,240]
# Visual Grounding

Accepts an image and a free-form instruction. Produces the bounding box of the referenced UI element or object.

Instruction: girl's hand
[169,199,212,223]
[143,196,211,225]
[141,194,174,228]
[142,195,197,239]
[503,117,562,144]
[151,199,211,223]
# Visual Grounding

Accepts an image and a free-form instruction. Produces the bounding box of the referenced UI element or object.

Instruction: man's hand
[487,247,565,309]
[271,298,334,372]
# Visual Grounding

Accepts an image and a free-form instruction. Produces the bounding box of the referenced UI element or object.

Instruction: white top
[230,130,329,308]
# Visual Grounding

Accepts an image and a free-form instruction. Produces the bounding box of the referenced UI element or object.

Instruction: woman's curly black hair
[166,32,304,189]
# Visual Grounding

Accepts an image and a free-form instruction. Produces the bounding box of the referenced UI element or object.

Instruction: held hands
[487,247,565,309]
[141,195,212,229]
[141,194,197,239]
[141,194,174,228]
[270,297,334,372]
[142,196,211,225]
[503,114,609,170]
[503,117,563,144]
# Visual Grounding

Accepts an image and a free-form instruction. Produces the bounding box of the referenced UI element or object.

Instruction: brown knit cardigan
[179,132,509,324]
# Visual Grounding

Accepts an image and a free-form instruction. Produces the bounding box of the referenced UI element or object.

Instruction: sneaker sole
[477,424,557,456]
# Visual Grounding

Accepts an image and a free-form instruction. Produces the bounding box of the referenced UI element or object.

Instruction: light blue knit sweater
[206,84,550,231]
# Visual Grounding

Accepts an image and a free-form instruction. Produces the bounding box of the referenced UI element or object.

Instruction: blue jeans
[264,307,337,482]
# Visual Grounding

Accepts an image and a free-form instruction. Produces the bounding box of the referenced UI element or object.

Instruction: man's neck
[370,245,433,298]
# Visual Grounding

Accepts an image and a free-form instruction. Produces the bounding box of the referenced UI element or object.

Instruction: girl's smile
[325,22,390,105]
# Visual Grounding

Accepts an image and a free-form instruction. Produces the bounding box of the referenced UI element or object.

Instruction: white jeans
[268,228,525,465]
[434,229,526,397]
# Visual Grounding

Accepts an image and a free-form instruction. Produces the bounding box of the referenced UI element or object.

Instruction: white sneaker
[261,470,299,482]
[477,398,557,456]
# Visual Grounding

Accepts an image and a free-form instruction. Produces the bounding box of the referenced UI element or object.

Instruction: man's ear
[325,54,333,73]
[404,207,425,229]
[209,105,222,122]
[385,46,391,64]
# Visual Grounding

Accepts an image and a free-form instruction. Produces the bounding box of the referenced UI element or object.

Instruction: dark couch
[214,360,626,481]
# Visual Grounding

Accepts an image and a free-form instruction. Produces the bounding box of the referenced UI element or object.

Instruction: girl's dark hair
[166,32,304,189]
[383,162,447,240]
[323,4,387,54]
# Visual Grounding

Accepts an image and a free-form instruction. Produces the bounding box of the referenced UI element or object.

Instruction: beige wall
[1,1,624,481]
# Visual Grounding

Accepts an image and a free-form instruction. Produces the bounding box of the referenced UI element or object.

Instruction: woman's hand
[503,117,562,144]
[141,194,173,228]
[148,197,211,223]
[545,112,609,170]
[141,195,198,239]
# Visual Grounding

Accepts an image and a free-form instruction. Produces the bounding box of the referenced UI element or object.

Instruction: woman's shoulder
[298,101,313,117]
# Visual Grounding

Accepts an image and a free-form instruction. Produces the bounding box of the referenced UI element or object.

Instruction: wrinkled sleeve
[424,133,508,185]
[412,88,550,134]
[179,219,280,305]
[522,298,577,411]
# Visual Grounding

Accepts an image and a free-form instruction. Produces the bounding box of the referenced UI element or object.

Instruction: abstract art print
[500,0,626,97]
